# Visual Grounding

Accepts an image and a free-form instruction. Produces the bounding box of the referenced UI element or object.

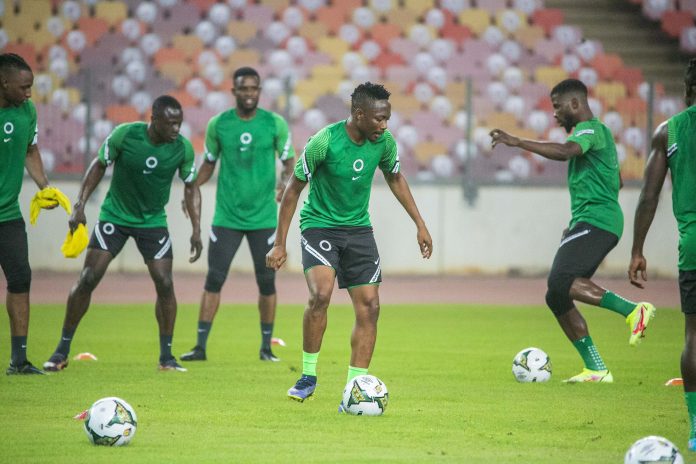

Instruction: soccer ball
[624,436,684,464]
[84,397,137,446]
[341,375,389,416]
[512,347,552,383]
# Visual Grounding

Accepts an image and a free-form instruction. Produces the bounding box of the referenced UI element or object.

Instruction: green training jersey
[205,108,294,230]
[0,99,38,223]
[294,120,399,231]
[565,118,623,238]
[97,122,196,228]
[667,106,696,270]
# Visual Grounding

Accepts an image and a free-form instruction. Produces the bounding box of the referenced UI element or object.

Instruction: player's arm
[277,157,295,202]
[184,179,202,263]
[24,144,49,190]
[273,113,297,202]
[70,157,107,231]
[384,171,432,259]
[629,121,669,288]
[489,128,582,161]
[266,174,306,271]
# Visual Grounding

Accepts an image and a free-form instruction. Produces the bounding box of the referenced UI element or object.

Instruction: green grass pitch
[0,302,690,463]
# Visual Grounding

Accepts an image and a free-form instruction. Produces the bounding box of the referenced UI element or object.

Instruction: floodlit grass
[0,302,692,463]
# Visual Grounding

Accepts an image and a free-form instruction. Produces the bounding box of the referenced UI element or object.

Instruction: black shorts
[548,222,618,281]
[88,221,173,261]
[301,227,381,289]
[204,226,275,293]
[0,218,31,292]
[679,270,696,314]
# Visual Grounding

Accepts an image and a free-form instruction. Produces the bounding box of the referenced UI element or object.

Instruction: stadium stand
[0,0,690,181]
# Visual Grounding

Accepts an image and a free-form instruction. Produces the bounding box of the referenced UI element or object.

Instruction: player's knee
[6,266,31,293]
[307,290,332,312]
[153,273,174,295]
[204,269,226,293]
[255,270,275,296]
[77,267,101,293]
[545,273,573,317]
[361,298,380,324]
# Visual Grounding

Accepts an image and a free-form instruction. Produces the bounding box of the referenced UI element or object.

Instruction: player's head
[232,66,261,114]
[684,58,696,106]
[0,53,34,107]
[550,79,590,134]
[150,95,183,143]
[350,82,391,142]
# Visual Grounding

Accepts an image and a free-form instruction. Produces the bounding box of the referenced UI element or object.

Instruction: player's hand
[189,233,203,263]
[181,199,189,219]
[628,253,648,289]
[266,245,287,270]
[489,129,518,149]
[68,204,87,232]
[417,225,432,259]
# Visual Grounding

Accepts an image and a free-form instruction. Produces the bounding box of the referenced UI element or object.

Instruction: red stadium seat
[591,53,624,80]
[662,10,694,38]
[531,9,564,36]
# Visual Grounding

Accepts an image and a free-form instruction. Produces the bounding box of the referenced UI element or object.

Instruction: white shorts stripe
[209,228,218,243]
[301,236,330,266]
[267,230,277,246]
[369,258,381,283]
[154,237,172,259]
[94,222,107,250]
[559,229,590,247]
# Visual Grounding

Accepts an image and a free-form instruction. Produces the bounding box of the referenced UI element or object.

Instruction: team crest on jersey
[240,132,253,144]
[143,156,158,174]
[3,122,13,142]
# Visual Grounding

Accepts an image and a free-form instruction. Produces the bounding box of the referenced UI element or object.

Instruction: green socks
[599,291,636,317]
[302,351,319,377]
[572,336,607,371]
[347,366,368,383]
[686,392,696,439]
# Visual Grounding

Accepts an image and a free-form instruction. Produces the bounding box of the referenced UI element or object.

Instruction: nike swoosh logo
[374,260,379,265]
[3,137,10,142]
[159,236,167,244]
[143,170,152,174]
[352,176,360,181]
[21,345,27,349]
[62,337,71,341]
[197,329,206,333]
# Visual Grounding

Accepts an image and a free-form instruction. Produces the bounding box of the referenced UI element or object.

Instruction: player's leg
[247,228,278,361]
[182,227,243,361]
[567,225,656,346]
[546,223,612,383]
[288,228,340,401]
[1,219,43,374]
[678,271,696,450]
[45,222,122,371]
[341,227,382,384]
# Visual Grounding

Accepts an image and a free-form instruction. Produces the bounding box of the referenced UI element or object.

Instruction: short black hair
[685,58,696,88]
[0,53,32,74]
[152,95,182,116]
[351,82,390,111]
[550,79,588,98]
[233,66,260,82]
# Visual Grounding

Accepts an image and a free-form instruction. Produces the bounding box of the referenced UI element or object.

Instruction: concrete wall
[21,178,679,277]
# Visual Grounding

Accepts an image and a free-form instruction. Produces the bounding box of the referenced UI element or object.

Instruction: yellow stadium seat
[172,35,204,60]
[25,28,56,50]
[414,141,448,165]
[388,7,422,27]
[534,66,568,91]
[459,9,491,37]
[95,1,128,27]
[293,79,327,109]
[402,0,436,14]
[298,21,328,43]
[224,49,261,69]
[594,81,627,109]
[264,0,291,14]
[445,82,469,109]
[227,22,258,43]
[484,112,519,133]
[316,37,350,61]
[389,94,423,119]
[159,61,193,87]
[513,25,546,51]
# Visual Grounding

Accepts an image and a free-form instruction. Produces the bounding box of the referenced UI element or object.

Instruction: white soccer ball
[624,436,684,464]
[84,397,137,446]
[341,375,389,416]
[512,347,552,383]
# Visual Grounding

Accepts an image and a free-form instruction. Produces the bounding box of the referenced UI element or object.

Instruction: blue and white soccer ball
[512,347,552,383]
[624,436,684,464]
[341,375,389,416]
[84,397,137,446]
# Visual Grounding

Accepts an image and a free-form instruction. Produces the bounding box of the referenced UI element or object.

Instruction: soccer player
[490,78,655,383]
[266,82,432,403]
[629,58,696,450]
[1,53,61,375]
[180,67,295,363]
[43,95,202,372]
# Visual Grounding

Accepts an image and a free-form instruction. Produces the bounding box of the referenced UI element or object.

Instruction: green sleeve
[28,100,37,147]
[98,123,131,166]
[294,126,329,182]
[203,113,222,163]
[178,137,198,184]
[272,112,295,161]
[566,121,595,154]
[378,130,400,174]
